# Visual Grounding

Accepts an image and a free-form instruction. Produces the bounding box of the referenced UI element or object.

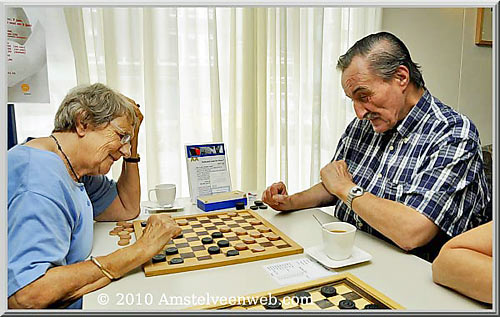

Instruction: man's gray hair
[53,83,137,132]
[337,32,425,89]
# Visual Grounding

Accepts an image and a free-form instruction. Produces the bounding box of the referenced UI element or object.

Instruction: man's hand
[261,181,294,211]
[320,160,355,200]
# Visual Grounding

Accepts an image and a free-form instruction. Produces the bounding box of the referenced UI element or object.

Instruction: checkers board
[133,209,303,276]
[191,273,404,310]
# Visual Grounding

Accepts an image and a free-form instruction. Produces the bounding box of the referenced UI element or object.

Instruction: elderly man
[262,32,490,261]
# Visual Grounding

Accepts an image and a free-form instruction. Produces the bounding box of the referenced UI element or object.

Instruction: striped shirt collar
[394,89,432,138]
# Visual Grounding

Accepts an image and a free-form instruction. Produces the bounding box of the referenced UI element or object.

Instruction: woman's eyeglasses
[109,121,132,145]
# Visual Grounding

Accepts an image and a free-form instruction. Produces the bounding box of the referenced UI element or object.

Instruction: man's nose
[119,143,132,158]
[354,102,369,120]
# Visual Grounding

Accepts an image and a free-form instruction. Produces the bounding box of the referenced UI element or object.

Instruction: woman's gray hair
[337,32,425,89]
[53,83,137,133]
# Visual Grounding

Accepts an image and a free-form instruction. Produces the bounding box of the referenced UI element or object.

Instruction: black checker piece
[211,232,223,239]
[364,304,382,309]
[208,246,221,254]
[226,250,239,256]
[170,257,184,265]
[217,240,230,248]
[338,299,357,309]
[201,237,213,244]
[263,296,282,309]
[320,285,337,297]
[165,247,178,255]
[294,291,312,304]
[152,253,166,263]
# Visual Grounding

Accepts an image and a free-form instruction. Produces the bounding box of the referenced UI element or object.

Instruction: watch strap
[124,155,140,163]
[346,194,354,210]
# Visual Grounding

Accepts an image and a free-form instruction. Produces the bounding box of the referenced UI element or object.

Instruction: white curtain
[62,7,382,200]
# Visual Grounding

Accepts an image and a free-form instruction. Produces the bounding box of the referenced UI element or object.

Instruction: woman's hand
[137,214,182,256]
[132,103,143,137]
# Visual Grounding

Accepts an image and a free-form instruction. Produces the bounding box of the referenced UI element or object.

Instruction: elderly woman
[432,221,492,304]
[8,83,181,309]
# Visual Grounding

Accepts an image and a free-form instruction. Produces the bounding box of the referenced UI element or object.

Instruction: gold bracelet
[90,256,116,280]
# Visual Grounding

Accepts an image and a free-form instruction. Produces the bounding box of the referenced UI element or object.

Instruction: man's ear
[75,112,90,137]
[394,65,410,89]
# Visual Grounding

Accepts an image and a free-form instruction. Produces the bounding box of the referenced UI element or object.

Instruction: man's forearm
[350,193,438,250]
[290,183,337,210]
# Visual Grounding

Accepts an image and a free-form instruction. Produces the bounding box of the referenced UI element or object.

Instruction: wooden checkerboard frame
[190,273,404,310]
[133,209,303,276]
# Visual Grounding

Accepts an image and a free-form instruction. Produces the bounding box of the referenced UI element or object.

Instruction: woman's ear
[74,112,89,137]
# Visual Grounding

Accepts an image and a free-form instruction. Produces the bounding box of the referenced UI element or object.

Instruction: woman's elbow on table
[431,251,446,285]
[8,286,58,309]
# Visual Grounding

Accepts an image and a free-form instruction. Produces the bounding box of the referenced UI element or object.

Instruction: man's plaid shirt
[332,90,490,254]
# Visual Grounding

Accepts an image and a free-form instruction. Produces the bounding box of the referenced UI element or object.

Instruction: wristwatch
[124,154,140,163]
[346,185,365,210]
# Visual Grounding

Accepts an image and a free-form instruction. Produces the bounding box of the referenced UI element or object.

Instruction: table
[83,197,491,311]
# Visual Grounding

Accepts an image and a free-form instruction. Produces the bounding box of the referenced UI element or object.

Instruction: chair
[481,144,493,219]
[8,103,18,150]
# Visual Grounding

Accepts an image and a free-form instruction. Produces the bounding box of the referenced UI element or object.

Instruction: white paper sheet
[263,257,336,286]
[185,143,231,203]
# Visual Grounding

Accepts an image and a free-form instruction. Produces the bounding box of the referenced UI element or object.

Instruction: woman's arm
[96,101,143,221]
[8,214,180,309]
[432,221,492,304]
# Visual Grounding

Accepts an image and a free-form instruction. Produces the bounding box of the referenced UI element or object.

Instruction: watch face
[350,186,365,197]
[351,186,364,195]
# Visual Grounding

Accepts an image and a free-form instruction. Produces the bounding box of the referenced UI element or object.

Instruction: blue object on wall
[8,103,18,150]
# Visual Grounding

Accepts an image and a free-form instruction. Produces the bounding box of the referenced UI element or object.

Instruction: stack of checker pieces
[132,209,303,276]
[246,200,268,211]
[108,221,134,246]
[191,273,404,310]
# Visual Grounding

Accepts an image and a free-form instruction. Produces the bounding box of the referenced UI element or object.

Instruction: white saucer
[141,201,184,212]
[305,244,372,269]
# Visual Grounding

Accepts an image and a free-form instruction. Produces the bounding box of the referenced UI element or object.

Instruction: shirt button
[357,222,363,229]
[377,173,382,178]
[80,187,85,192]
[404,137,409,143]
[389,145,394,151]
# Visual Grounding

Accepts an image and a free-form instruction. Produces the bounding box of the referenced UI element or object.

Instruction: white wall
[382,8,493,145]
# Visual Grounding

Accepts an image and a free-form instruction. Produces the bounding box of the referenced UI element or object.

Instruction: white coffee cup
[322,222,357,260]
[148,184,176,207]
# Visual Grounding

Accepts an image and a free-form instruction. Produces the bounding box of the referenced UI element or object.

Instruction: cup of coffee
[322,222,357,260]
[148,184,176,207]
